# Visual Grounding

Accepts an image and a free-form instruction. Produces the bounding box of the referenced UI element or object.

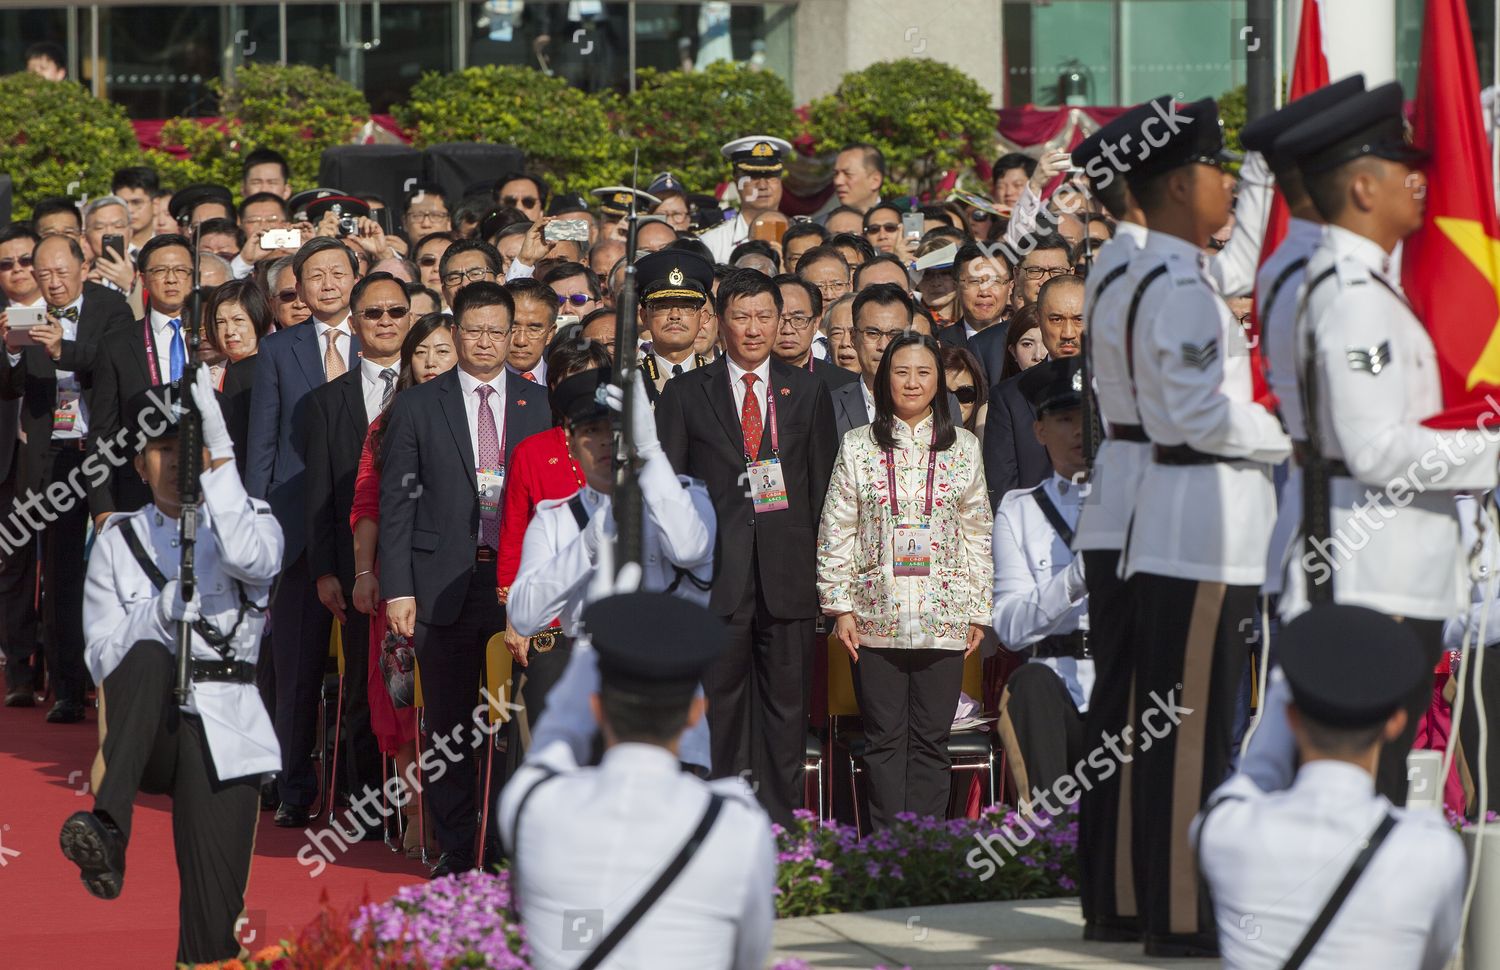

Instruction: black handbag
[380,628,417,708]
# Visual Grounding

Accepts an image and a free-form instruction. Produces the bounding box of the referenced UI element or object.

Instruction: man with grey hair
[196,252,232,289]
[84,196,137,295]
[265,257,310,330]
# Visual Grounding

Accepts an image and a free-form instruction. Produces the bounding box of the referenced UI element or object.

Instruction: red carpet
[0,702,427,969]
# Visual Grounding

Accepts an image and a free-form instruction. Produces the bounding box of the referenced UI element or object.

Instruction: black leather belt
[1108,423,1149,443]
[1153,444,1241,465]
[1291,440,1351,477]
[528,629,574,654]
[1031,631,1090,659]
[51,437,87,452]
[191,659,257,684]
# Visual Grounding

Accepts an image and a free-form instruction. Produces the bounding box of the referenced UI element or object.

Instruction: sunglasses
[502,195,539,209]
[276,289,301,304]
[418,255,440,267]
[359,306,410,321]
[0,256,34,271]
[952,384,978,404]
[556,293,592,307]
[864,222,901,234]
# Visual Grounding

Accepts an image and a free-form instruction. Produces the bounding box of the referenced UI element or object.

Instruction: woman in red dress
[349,311,457,855]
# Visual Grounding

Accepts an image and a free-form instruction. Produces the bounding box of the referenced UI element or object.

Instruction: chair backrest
[484,632,514,725]
[962,648,983,702]
[826,635,860,716]
[330,622,344,677]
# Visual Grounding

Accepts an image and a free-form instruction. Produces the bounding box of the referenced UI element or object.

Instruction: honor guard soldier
[636,249,715,403]
[1239,75,1366,596]
[59,373,283,965]
[591,185,662,240]
[1195,606,1464,970]
[1120,97,1292,958]
[498,592,775,970]
[991,356,1094,808]
[700,136,793,264]
[1241,83,1500,802]
[508,367,715,766]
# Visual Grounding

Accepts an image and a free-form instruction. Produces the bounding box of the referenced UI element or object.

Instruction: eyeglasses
[276,289,301,304]
[858,326,905,343]
[556,293,593,307]
[146,265,193,280]
[864,223,900,235]
[1021,265,1072,281]
[952,384,978,404]
[359,305,410,321]
[0,256,33,272]
[243,214,284,228]
[959,275,1007,290]
[511,322,551,339]
[458,325,510,342]
[811,278,849,295]
[408,209,450,225]
[501,195,538,210]
[969,211,995,223]
[442,267,495,286]
[418,255,441,267]
[779,312,814,331]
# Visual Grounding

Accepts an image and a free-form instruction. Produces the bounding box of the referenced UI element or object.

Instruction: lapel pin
[547,457,558,465]
[779,387,790,397]
[517,399,528,407]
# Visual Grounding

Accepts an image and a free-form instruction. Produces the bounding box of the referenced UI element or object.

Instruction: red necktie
[740,373,763,460]
[522,371,537,382]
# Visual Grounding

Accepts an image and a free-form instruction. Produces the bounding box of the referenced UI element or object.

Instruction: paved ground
[770,898,1221,969]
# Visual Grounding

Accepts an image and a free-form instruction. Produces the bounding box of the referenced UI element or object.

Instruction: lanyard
[477,382,506,470]
[884,426,938,520]
[732,368,779,461]
[143,318,162,385]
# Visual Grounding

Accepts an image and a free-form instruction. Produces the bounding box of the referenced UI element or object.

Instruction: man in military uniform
[699,136,793,265]
[499,591,774,970]
[1195,606,1464,970]
[1242,83,1500,801]
[1119,98,1292,957]
[636,249,714,402]
[590,185,662,241]
[59,373,283,965]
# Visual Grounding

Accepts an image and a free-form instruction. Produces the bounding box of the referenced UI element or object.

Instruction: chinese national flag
[1405,0,1500,428]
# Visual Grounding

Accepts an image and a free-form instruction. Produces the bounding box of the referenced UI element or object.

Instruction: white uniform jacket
[1280,225,1500,621]
[1194,762,1464,970]
[1123,231,1291,585]
[699,213,751,266]
[1204,150,1274,299]
[497,646,775,970]
[992,474,1095,710]
[84,462,284,780]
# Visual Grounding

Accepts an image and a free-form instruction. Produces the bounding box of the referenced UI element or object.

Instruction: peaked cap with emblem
[1276,81,1427,176]
[590,186,662,219]
[647,172,688,200]
[636,248,714,305]
[584,592,728,701]
[1239,74,1366,173]
[1123,98,1241,189]
[1278,605,1429,728]
[721,135,794,178]
[1018,355,1084,416]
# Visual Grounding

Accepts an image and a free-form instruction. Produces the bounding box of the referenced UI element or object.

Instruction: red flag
[1404,0,1500,428]
[1260,0,1331,257]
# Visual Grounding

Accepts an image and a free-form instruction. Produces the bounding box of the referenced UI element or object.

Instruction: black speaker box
[422,142,526,205]
[317,144,426,228]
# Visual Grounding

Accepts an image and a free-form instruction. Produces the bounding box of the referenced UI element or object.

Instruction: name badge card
[54,385,80,433]
[893,523,932,576]
[477,467,505,519]
[748,458,789,512]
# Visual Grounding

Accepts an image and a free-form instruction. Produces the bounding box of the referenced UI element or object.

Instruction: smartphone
[261,228,301,250]
[102,234,126,262]
[4,305,44,350]
[545,220,590,243]
[902,212,924,241]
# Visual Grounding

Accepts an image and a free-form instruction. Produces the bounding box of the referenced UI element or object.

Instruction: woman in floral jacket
[817,329,993,829]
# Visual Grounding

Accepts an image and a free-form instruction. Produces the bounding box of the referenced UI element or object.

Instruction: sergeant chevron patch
[1346,341,1392,375]
[1180,339,1218,371]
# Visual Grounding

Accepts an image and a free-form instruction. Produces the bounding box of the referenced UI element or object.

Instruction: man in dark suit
[303,272,410,816]
[381,281,549,874]
[0,233,134,722]
[939,242,1016,385]
[245,236,361,826]
[656,269,838,827]
[773,274,857,392]
[0,225,40,706]
[983,273,1085,508]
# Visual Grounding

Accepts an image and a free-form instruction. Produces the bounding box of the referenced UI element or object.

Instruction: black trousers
[1457,644,1500,816]
[999,661,1085,808]
[0,444,38,691]
[504,638,575,776]
[1374,618,1443,802]
[40,444,89,705]
[1077,549,1139,934]
[1129,573,1254,950]
[854,647,965,829]
[704,564,815,829]
[271,554,332,807]
[93,641,259,965]
[413,566,505,858]
[337,608,382,802]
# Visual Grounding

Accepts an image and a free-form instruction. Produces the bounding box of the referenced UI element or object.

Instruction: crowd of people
[3,69,1497,968]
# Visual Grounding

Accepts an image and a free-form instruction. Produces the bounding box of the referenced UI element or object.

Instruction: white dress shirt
[147,307,188,385]
[456,367,507,472]
[725,355,771,426]
[312,314,354,376]
[992,473,1094,710]
[858,380,877,424]
[360,357,398,425]
[1194,761,1464,970]
[654,350,699,380]
[51,295,88,439]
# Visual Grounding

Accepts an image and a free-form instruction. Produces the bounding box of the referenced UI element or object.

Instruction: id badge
[747,458,789,512]
[477,467,505,519]
[54,386,80,433]
[893,523,931,576]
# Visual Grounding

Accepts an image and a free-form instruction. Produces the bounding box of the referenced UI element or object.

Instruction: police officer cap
[287,187,343,222]
[546,193,591,217]
[549,367,611,428]
[1278,605,1430,729]
[591,186,661,219]
[721,136,794,177]
[167,183,234,224]
[1018,355,1084,416]
[1276,81,1427,176]
[125,381,187,443]
[636,249,714,305]
[647,172,687,199]
[584,592,728,700]
[1123,98,1241,189]
[1073,95,1173,189]
[1240,75,1366,171]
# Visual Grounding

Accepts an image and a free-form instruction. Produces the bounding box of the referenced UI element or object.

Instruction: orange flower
[251,946,287,962]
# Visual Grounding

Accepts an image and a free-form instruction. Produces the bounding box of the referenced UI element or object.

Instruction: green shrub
[0,72,143,220]
[149,64,369,194]
[615,63,799,193]
[805,58,997,198]
[1218,84,1247,174]
[395,65,626,197]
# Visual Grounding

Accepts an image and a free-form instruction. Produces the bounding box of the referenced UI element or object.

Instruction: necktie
[522,371,537,383]
[476,385,501,548]
[379,368,396,409]
[50,305,79,323]
[324,329,347,380]
[672,363,683,377]
[740,373,763,460]
[168,318,185,382]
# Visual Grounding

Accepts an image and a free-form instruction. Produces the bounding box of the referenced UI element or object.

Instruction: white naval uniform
[1193,762,1464,970]
[698,213,751,265]
[1123,231,1291,585]
[992,473,1094,710]
[83,461,284,780]
[1278,225,1500,621]
[1204,150,1274,299]
[1256,216,1326,594]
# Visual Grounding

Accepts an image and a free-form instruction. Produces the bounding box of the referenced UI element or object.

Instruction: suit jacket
[965,322,1014,388]
[220,354,258,482]
[810,356,859,391]
[379,368,550,625]
[244,320,361,563]
[656,356,838,619]
[0,286,133,497]
[829,378,966,443]
[982,372,1050,510]
[304,367,375,593]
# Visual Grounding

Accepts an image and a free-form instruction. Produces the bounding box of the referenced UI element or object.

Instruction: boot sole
[59,813,124,900]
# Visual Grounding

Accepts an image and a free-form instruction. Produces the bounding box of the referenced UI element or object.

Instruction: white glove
[580,501,617,560]
[1064,554,1087,602]
[155,579,202,627]
[190,367,234,461]
[603,374,662,461]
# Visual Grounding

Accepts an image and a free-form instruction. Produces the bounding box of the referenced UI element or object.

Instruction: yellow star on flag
[1437,216,1500,388]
